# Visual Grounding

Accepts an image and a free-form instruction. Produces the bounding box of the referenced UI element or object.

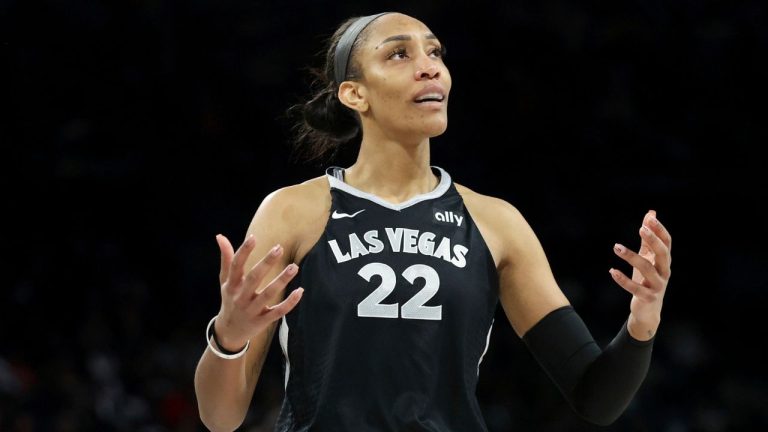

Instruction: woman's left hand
[609,210,672,341]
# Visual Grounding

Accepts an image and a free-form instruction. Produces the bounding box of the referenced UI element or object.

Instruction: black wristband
[208,318,248,355]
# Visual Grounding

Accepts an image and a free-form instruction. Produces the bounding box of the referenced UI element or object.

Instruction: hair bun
[303,87,360,142]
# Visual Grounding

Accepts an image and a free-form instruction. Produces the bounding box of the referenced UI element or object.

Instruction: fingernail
[287,264,298,274]
[614,243,625,254]
[271,244,282,256]
[245,235,254,245]
[640,225,651,235]
[649,216,659,226]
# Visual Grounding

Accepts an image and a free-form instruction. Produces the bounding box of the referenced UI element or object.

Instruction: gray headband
[333,12,391,85]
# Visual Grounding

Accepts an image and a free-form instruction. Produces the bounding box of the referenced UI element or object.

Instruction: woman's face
[352,13,452,140]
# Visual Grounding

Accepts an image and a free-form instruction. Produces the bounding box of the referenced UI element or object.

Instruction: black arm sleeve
[521,305,654,426]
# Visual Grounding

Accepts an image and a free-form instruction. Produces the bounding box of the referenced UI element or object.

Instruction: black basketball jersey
[275,166,500,432]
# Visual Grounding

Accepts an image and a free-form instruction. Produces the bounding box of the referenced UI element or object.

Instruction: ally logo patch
[432,205,464,227]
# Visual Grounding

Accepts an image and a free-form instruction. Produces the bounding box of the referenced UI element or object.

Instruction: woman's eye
[431,46,445,58]
[388,48,407,59]
[387,45,445,60]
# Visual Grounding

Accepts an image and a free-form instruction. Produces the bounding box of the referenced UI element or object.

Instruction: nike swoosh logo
[331,209,366,219]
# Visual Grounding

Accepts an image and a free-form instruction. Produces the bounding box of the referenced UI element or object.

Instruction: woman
[194,12,672,432]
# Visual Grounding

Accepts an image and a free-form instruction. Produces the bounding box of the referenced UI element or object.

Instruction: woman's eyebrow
[375,33,438,49]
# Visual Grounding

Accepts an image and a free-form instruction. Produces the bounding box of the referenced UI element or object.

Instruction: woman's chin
[426,119,448,137]
[410,113,447,136]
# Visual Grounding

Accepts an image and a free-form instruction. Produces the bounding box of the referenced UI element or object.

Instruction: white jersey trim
[477,318,494,376]
[279,316,290,389]
[326,166,452,211]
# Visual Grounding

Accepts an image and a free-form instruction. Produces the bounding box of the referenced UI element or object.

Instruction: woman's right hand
[212,234,304,352]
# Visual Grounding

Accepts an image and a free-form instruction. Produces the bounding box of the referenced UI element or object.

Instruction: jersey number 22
[356,262,442,320]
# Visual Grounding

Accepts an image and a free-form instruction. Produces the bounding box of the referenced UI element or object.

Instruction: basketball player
[194,12,672,431]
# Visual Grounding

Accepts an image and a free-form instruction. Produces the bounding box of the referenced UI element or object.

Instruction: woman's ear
[338,82,369,113]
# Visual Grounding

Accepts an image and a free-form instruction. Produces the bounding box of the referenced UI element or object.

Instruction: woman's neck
[343,135,438,205]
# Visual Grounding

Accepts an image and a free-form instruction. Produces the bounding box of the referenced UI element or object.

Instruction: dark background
[3,0,767,431]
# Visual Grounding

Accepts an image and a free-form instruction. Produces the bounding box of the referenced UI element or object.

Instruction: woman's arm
[193,186,307,432]
[493,203,671,425]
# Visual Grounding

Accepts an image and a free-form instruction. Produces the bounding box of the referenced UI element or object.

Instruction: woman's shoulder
[260,174,330,218]
[453,181,541,241]
[454,180,548,251]
[453,182,533,267]
[254,174,331,262]
[453,182,524,222]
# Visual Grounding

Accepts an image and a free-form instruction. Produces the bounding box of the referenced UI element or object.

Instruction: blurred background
[3,0,767,430]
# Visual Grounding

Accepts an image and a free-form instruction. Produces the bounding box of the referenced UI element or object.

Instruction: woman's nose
[414,59,440,80]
